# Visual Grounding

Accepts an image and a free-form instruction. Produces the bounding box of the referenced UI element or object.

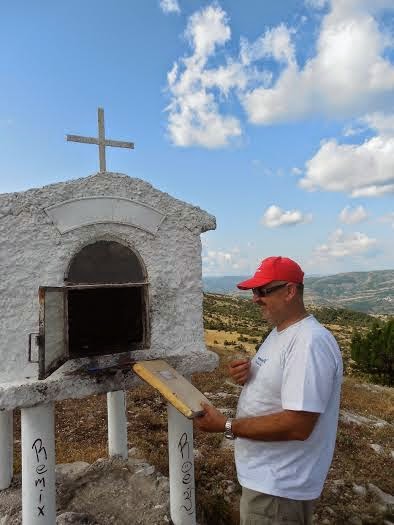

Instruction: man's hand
[194,403,227,433]
[228,358,251,385]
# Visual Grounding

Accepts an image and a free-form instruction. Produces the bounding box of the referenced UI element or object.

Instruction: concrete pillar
[21,403,56,525]
[0,410,13,490]
[167,403,196,525]
[107,390,128,459]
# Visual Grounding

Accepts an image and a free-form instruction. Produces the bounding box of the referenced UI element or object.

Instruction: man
[195,256,343,525]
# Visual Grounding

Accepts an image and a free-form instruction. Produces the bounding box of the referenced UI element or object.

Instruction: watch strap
[224,418,235,440]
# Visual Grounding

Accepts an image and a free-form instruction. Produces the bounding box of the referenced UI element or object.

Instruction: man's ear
[286,283,298,300]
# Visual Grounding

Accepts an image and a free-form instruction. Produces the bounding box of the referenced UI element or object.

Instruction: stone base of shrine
[0,349,218,525]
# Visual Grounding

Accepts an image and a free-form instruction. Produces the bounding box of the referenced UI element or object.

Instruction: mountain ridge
[203,269,394,314]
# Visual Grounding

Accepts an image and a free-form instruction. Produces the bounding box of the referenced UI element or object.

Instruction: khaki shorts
[240,486,316,525]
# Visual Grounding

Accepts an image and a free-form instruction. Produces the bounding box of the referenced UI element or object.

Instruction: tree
[351,319,394,386]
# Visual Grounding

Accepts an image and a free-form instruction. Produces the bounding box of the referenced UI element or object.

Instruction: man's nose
[252,294,260,304]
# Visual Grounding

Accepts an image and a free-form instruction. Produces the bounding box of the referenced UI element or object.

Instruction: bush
[351,319,394,386]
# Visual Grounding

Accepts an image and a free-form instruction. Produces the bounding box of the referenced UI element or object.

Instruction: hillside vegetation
[203,269,394,315]
[203,293,380,374]
[306,270,394,314]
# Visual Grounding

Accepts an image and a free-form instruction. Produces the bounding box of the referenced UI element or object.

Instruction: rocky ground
[0,453,171,525]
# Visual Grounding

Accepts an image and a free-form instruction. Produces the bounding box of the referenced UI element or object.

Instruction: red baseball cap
[237,256,304,290]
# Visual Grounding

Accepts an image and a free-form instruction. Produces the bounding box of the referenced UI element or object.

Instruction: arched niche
[65,240,146,284]
[64,241,149,357]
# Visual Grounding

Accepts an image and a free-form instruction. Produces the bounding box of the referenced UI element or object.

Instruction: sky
[1,0,394,277]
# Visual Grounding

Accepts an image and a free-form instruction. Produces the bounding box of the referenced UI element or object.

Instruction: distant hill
[203,270,394,315]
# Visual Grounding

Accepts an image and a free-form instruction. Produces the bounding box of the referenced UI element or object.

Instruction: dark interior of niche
[68,287,145,357]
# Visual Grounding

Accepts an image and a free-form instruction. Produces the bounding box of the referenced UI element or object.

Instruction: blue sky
[1,0,393,276]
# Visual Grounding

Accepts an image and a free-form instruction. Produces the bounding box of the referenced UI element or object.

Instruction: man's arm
[194,403,319,441]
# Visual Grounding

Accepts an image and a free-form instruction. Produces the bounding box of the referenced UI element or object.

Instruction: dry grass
[205,329,257,353]
[341,377,394,423]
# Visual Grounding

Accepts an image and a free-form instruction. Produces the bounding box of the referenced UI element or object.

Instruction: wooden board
[132,360,211,419]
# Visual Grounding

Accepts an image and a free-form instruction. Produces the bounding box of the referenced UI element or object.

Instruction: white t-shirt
[235,315,343,500]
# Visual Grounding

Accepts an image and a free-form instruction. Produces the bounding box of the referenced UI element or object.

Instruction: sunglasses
[252,282,288,297]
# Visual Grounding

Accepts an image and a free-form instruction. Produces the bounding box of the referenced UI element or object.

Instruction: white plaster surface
[0,172,217,407]
[0,410,13,489]
[167,403,196,525]
[45,196,165,234]
[0,351,218,411]
[107,391,128,459]
[21,403,56,524]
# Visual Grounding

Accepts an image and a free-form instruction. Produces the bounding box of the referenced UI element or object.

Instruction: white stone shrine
[0,110,218,525]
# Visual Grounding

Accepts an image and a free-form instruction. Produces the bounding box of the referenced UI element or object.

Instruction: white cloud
[166,5,244,147]
[159,0,180,14]
[240,24,296,66]
[241,0,394,124]
[352,185,394,197]
[291,167,303,175]
[300,112,394,197]
[262,205,312,228]
[364,112,394,134]
[304,0,328,9]
[342,122,368,137]
[252,163,285,177]
[379,211,394,228]
[339,205,368,224]
[315,228,377,258]
[166,1,394,149]
[202,246,251,275]
[185,4,230,58]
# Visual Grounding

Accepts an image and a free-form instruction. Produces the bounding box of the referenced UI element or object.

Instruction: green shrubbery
[351,319,394,386]
[204,293,394,383]
[313,306,375,327]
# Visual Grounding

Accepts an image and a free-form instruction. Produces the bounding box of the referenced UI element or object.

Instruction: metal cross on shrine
[66,107,134,173]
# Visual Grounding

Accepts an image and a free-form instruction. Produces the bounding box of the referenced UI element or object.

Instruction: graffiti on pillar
[178,432,195,516]
[32,438,48,517]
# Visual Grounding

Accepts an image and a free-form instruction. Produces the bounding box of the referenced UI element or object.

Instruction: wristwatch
[224,418,236,440]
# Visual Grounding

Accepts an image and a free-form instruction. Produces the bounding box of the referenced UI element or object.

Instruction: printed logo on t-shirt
[256,356,268,367]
